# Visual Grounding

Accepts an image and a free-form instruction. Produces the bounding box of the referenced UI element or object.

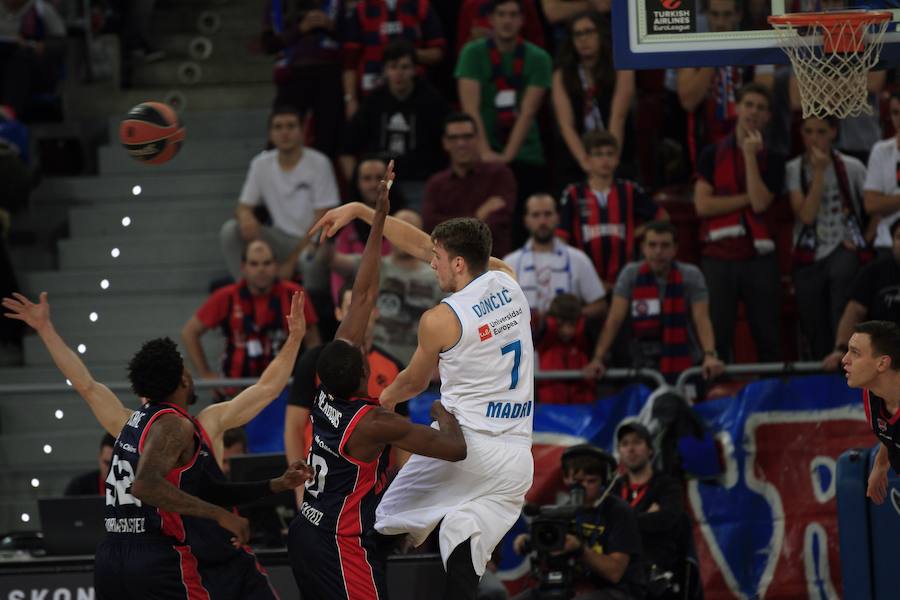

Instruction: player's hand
[702,354,725,380]
[216,510,250,547]
[375,160,394,217]
[430,400,451,422]
[308,203,364,240]
[513,533,530,555]
[273,459,316,492]
[822,350,843,371]
[582,358,606,380]
[867,463,889,505]
[2,292,52,334]
[285,291,307,341]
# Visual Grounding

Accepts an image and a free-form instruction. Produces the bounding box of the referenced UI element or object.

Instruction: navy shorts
[288,518,387,600]
[94,536,277,600]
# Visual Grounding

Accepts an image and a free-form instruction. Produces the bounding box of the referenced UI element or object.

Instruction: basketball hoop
[768,10,891,119]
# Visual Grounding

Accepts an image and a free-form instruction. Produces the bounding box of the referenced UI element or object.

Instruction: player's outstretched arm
[199,292,307,438]
[131,413,250,545]
[334,160,393,346]
[198,459,314,507]
[2,292,131,436]
[379,305,455,410]
[365,401,466,462]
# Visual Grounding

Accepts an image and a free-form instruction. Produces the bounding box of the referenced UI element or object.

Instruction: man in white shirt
[220,106,340,280]
[503,193,606,324]
[864,91,900,258]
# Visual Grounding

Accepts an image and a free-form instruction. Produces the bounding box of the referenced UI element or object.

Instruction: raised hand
[375,160,394,217]
[308,203,362,240]
[2,292,51,333]
[285,291,307,340]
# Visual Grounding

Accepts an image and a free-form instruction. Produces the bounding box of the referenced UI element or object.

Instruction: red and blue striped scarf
[631,261,692,382]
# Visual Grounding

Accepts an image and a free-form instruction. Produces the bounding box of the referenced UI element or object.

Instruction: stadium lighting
[111,248,120,258]
[132,185,142,196]
[20,513,30,523]
[77,344,87,354]
[43,444,52,454]
[89,312,98,322]
[100,279,110,290]
[31,479,39,488]
[122,216,132,227]
[65,379,72,386]
[54,409,64,419]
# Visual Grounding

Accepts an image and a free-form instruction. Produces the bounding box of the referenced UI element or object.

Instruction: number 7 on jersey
[501,340,522,390]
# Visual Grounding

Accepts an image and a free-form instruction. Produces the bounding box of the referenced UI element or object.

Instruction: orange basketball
[118,101,185,165]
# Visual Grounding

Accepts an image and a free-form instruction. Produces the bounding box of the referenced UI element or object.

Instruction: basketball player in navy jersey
[842,320,900,505]
[289,160,468,600]
[2,292,312,599]
[311,189,535,599]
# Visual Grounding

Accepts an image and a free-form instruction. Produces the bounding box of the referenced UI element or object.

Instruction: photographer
[613,423,695,599]
[512,445,647,600]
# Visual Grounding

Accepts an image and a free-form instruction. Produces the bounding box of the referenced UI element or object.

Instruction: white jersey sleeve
[438,271,534,441]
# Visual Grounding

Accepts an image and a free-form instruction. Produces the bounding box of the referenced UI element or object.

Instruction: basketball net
[769,11,891,119]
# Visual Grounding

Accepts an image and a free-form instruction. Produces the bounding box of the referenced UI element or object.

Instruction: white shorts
[375,426,533,576]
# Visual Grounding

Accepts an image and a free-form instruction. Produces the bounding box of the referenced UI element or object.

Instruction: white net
[770,14,890,119]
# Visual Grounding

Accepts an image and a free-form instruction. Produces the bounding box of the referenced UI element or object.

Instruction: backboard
[613,0,900,69]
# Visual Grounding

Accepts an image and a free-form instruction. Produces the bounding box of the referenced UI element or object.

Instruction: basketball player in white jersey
[311,204,534,600]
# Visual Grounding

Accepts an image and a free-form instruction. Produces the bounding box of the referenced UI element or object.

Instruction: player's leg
[200,550,278,600]
[443,538,479,600]
[95,538,209,600]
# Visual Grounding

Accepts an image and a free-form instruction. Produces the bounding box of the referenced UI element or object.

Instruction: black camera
[521,486,586,600]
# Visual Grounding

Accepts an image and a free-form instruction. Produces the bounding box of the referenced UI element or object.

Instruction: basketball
[118,101,185,165]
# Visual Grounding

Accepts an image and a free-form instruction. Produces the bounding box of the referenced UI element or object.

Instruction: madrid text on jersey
[486,400,532,419]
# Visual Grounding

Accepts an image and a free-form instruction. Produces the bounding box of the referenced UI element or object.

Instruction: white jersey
[439,270,534,441]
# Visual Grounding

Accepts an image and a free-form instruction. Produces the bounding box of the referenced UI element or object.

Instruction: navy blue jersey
[299,386,390,536]
[105,402,238,562]
[864,389,900,474]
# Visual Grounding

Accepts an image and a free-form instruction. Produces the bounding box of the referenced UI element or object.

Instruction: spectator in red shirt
[693,82,785,363]
[181,239,321,391]
[342,0,446,119]
[536,294,596,404]
[421,112,517,256]
[557,130,662,291]
[456,0,544,55]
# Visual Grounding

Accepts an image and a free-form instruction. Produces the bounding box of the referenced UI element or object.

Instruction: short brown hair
[548,293,582,323]
[855,321,900,371]
[643,220,678,242]
[431,218,493,274]
[736,82,771,109]
[583,130,619,154]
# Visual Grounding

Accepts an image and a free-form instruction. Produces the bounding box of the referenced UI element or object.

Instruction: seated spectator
[536,294,596,404]
[261,0,345,159]
[456,0,544,53]
[557,131,662,291]
[64,433,115,496]
[220,106,341,282]
[342,0,446,116]
[504,193,606,322]
[512,444,646,600]
[584,221,724,383]
[329,157,396,302]
[456,0,552,225]
[693,82,784,363]
[0,0,66,118]
[284,284,405,496]
[823,219,900,370]
[787,116,870,359]
[676,0,774,168]
[339,39,449,205]
[422,112,517,256]
[181,239,321,395]
[863,91,900,260]
[221,427,248,478]
[613,422,693,600]
[552,10,635,187]
[540,0,611,41]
